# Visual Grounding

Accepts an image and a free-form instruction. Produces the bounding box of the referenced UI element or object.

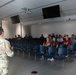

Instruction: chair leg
[17,50,19,55]
[62,60,64,67]
[23,51,25,57]
[28,52,30,58]
[52,60,55,67]
[35,54,37,61]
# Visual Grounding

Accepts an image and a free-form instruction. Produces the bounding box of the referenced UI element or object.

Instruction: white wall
[2,20,30,38]
[31,20,76,38]
[3,18,76,38]
[2,20,14,38]
[22,24,31,37]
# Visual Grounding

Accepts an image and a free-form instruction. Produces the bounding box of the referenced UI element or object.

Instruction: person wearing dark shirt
[40,34,44,39]
[17,34,22,40]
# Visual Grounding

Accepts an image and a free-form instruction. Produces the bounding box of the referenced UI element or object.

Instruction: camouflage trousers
[0,61,8,75]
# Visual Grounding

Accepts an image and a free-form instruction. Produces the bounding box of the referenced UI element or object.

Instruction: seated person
[63,35,71,46]
[51,33,55,38]
[14,35,17,40]
[40,37,51,60]
[48,34,52,42]
[51,37,59,48]
[47,37,59,61]
[57,35,63,45]
[24,34,28,39]
[43,37,51,47]
[17,34,22,40]
[71,34,76,45]
[39,34,44,39]
[40,37,51,53]
[63,35,72,52]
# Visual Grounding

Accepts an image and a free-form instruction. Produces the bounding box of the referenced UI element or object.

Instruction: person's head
[25,34,27,36]
[64,34,67,38]
[48,34,52,40]
[71,34,75,39]
[0,27,4,37]
[52,33,55,36]
[18,34,21,37]
[59,35,62,38]
[41,34,44,37]
[53,37,56,41]
[48,34,51,37]
[15,35,17,38]
[73,35,76,39]
[65,35,69,40]
[56,34,58,38]
[46,37,50,42]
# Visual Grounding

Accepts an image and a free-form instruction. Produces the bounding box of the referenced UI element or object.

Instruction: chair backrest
[70,44,76,51]
[58,48,67,56]
[48,47,56,54]
[40,45,48,53]
[35,45,40,52]
[59,44,67,48]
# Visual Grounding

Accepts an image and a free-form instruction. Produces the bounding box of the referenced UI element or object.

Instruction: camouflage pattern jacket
[0,37,14,67]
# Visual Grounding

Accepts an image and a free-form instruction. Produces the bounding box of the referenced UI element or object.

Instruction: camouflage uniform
[0,37,14,75]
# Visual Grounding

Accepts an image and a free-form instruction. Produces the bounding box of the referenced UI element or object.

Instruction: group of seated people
[40,34,76,61]
[10,33,76,61]
[14,34,33,41]
[41,33,76,47]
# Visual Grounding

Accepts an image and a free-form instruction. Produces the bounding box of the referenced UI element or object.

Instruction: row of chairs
[33,45,68,61]
[29,44,76,61]
[13,42,76,56]
[8,38,76,62]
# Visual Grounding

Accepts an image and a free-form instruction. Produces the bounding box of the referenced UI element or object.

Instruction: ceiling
[0,0,76,22]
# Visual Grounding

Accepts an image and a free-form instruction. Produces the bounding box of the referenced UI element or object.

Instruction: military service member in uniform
[0,27,14,75]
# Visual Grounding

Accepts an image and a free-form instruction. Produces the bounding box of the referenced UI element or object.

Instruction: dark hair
[0,27,4,35]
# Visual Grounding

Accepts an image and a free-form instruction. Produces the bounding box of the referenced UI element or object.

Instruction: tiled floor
[8,53,76,75]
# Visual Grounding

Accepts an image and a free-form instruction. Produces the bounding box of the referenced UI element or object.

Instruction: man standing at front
[0,27,14,75]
